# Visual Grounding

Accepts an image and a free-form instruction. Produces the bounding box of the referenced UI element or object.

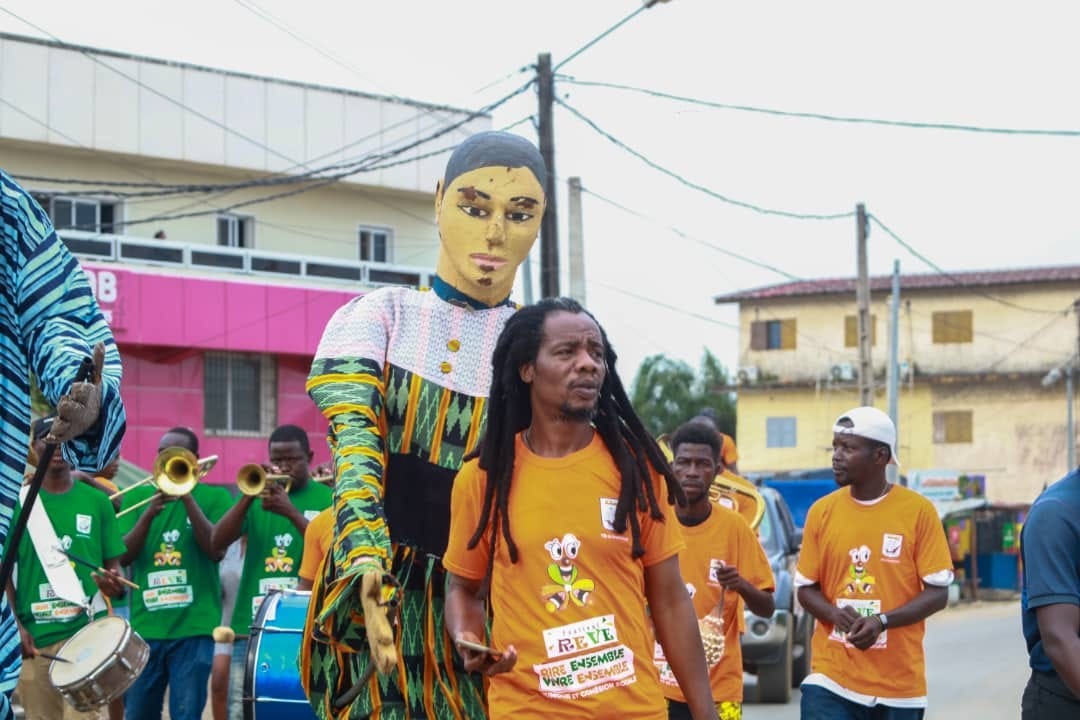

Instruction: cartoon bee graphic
[265,533,294,573]
[541,533,595,612]
[841,545,876,595]
[153,529,183,567]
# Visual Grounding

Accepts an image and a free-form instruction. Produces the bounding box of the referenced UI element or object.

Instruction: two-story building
[0,32,490,484]
[714,265,1080,503]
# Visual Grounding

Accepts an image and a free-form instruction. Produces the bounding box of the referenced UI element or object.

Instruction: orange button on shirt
[444,433,684,720]
[654,504,774,704]
[299,507,334,583]
[796,485,952,699]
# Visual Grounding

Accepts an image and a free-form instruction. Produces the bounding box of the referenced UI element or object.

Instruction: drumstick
[455,639,502,657]
[36,651,72,664]
[58,549,140,590]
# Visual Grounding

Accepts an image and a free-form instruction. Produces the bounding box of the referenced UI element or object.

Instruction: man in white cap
[793,406,953,720]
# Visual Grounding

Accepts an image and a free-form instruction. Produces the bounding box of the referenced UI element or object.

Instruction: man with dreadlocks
[301,131,546,719]
[443,298,720,720]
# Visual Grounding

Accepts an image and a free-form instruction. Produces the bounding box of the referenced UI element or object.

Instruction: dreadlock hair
[467,297,684,579]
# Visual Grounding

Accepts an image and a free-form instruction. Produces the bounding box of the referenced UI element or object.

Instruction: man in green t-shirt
[211,424,332,720]
[118,427,232,720]
[7,417,127,720]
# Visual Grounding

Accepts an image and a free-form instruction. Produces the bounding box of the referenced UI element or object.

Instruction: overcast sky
[2,0,1078,381]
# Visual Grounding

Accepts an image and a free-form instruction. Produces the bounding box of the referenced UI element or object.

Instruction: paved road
[745,600,1028,720]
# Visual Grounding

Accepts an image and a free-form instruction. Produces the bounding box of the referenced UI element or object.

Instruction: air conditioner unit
[830,362,855,382]
[737,366,759,384]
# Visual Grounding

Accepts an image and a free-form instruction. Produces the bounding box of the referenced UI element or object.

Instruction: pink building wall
[82,263,360,487]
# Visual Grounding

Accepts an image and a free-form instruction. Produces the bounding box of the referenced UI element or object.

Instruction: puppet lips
[471,254,507,270]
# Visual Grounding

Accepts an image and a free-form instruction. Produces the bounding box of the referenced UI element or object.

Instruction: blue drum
[243,590,316,720]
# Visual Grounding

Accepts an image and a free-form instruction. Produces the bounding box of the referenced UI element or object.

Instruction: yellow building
[714,266,1080,503]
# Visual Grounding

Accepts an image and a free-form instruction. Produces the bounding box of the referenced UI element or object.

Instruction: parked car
[740,485,813,703]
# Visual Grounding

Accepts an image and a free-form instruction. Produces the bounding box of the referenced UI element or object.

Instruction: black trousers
[1021,671,1080,720]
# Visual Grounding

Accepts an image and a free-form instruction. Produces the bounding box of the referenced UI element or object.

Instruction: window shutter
[845,316,858,347]
[781,319,797,350]
[750,321,767,350]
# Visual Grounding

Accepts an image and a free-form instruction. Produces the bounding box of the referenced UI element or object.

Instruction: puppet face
[434,165,545,305]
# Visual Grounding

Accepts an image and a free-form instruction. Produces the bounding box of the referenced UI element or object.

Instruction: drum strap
[18,486,105,617]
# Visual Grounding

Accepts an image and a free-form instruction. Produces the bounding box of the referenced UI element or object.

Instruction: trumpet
[236,464,293,496]
[113,448,219,518]
[657,433,766,531]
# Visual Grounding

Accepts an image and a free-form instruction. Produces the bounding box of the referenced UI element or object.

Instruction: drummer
[117,428,232,720]
[8,417,127,720]
[210,424,331,720]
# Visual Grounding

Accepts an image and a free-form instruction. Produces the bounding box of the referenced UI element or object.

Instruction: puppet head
[434,131,547,306]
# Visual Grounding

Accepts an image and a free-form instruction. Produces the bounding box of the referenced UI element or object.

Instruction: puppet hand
[360,570,397,675]
[48,343,105,444]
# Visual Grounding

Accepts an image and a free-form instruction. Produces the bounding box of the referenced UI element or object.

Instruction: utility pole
[855,203,874,406]
[886,260,901,483]
[537,53,560,298]
[567,177,585,305]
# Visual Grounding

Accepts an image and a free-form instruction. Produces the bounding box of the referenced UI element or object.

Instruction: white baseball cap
[833,406,900,466]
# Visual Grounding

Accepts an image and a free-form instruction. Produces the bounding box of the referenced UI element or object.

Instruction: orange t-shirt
[298,507,334,582]
[654,504,774,704]
[444,433,685,720]
[796,485,952,698]
[718,433,738,468]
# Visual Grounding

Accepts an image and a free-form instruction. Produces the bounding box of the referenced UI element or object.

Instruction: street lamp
[1043,360,1076,471]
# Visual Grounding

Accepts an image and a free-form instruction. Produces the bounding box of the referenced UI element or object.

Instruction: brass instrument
[657,433,766,531]
[112,449,219,518]
[236,464,293,496]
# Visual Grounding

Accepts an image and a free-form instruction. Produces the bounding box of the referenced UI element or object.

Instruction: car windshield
[757,503,775,550]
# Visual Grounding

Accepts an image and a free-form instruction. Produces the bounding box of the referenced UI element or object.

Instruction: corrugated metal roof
[714,264,1080,303]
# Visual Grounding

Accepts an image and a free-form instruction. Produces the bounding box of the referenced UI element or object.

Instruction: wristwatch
[877,613,889,630]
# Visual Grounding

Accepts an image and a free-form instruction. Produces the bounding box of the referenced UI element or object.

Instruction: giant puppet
[301,132,546,719]
[0,170,126,717]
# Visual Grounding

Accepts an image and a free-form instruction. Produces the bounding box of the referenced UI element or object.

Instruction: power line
[868,214,1067,315]
[580,185,802,281]
[553,3,654,72]
[556,97,855,222]
[557,77,1080,138]
[591,281,739,330]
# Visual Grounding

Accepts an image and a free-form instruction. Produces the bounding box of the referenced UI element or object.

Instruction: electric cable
[557,97,855,222]
[557,77,1080,138]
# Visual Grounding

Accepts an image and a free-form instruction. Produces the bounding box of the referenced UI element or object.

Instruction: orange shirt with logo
[796,485,952,698]
[655,504,774,703]
[298,507,334,582]
[444,433,685,720]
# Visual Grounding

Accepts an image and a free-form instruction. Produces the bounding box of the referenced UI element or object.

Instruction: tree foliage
[630,349,736,439]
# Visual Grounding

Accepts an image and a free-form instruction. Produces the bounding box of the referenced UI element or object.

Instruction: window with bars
[358,225,392,264]
[933,410,973,444]
[932,310,973,344]
[204,353,276,435]
[751,318,797,351]
[33,195,119,234]
[766,416,798,448]
[844,314,877,347]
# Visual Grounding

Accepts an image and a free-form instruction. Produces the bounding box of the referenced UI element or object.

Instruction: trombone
[112,448,218,518]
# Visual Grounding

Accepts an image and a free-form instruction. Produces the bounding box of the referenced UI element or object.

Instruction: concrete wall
[736,284,1078,381]
[1,141,442,268]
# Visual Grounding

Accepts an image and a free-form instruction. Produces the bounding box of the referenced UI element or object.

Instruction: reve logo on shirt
[882,533,904,560]
[75,514,92,535]
[599,498,617,531]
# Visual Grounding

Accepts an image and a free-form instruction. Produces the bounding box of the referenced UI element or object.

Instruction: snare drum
[49,615,149,711]
[243,590,316,720]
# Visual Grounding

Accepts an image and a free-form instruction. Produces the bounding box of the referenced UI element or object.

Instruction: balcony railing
[59,229,434,290]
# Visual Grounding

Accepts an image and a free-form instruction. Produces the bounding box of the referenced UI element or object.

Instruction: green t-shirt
[13,481,126,647]
[118,483,233,640]
[231,480,333,636]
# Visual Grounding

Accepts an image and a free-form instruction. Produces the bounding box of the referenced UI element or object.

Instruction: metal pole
[887,260,901,482]
[522,254,535,305]
[1068,366,1076,471]
[855,203,874,406]
[537,53,560,298]
[567,177,585,305]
